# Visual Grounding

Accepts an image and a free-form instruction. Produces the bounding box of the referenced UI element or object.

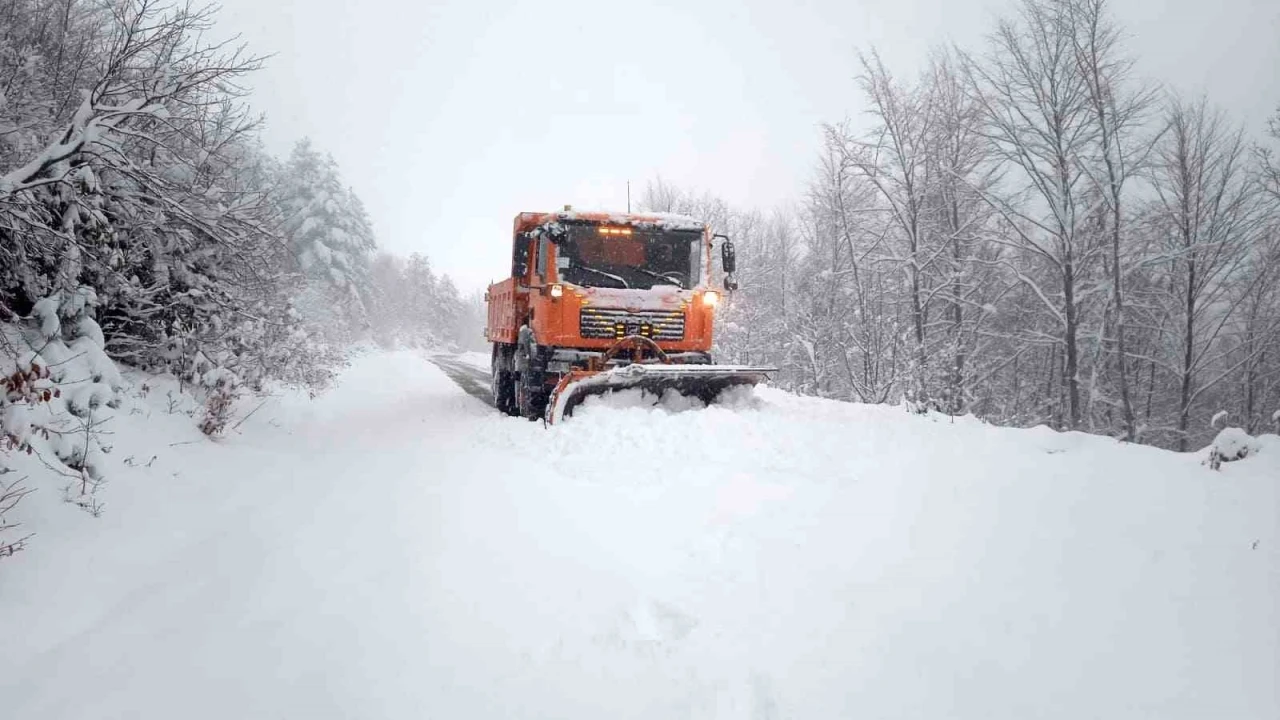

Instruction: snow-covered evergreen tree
[278,139,376,344]
[366,251,472,350]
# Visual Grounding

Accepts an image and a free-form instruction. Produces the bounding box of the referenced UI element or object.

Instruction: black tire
[492,344,517,416]
[514,339,548,421]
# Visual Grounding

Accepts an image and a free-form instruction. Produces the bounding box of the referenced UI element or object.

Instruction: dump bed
[484,278,525,345]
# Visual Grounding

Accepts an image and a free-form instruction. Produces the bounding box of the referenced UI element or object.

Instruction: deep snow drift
[1,350,1276,719]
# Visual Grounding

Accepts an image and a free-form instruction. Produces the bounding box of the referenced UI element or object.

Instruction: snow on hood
[578,284,690,310]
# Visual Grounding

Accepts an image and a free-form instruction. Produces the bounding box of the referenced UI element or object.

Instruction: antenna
[626,180,631,213]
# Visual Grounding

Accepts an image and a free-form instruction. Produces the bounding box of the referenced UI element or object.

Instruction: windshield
[556,225,701,290]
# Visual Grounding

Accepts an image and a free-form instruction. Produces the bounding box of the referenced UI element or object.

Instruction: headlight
[550,283,564,298]
[702,290,720,307]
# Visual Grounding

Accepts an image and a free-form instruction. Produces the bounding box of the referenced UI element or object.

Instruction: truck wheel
[491,345,517,416]
[515,341,548,421]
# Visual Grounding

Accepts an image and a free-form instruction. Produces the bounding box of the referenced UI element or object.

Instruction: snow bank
[1,351,1275,720]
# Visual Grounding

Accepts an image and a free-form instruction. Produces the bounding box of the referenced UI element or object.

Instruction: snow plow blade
[547,364,775,424]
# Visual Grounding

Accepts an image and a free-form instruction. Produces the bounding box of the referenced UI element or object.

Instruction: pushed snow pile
[2,351,1276,720]
[575,384,763,416]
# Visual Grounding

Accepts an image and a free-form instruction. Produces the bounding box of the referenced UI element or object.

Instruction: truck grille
[580,308,685,341]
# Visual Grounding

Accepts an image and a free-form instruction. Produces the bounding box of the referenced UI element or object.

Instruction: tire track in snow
[430,354,495,408]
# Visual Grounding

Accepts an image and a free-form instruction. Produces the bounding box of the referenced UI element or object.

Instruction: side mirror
[714,234,738,291]
[717,236,737,274]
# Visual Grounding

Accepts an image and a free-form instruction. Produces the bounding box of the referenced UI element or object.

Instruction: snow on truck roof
[515,210,705,234]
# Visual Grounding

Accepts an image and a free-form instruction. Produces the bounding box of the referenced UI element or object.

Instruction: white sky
[214,0,1280,293]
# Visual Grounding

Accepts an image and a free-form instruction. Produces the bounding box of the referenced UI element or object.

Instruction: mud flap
[546,364,776,424]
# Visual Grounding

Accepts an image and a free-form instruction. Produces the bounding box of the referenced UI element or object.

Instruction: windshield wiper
[632,267,684,289]
[575,265,630,289]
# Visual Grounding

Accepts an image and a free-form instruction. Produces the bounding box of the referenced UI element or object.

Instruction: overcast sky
[213,0,1280,293]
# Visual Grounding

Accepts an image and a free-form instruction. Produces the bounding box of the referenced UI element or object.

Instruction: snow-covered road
[2,350,1276,719]
[429,352,495,407]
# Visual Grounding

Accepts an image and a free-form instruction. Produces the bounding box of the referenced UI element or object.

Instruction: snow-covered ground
[1,350,1276,719]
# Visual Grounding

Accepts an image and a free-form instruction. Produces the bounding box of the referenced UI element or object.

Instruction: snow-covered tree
[957,0,1111,430]
[277,139,376,344]
[642,0,1280,452]
[366,251,472,350]
[0,0,455,555]
[1142,98,1269,448]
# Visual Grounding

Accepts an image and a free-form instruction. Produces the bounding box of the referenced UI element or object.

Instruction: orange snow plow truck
[485,208,774,423]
